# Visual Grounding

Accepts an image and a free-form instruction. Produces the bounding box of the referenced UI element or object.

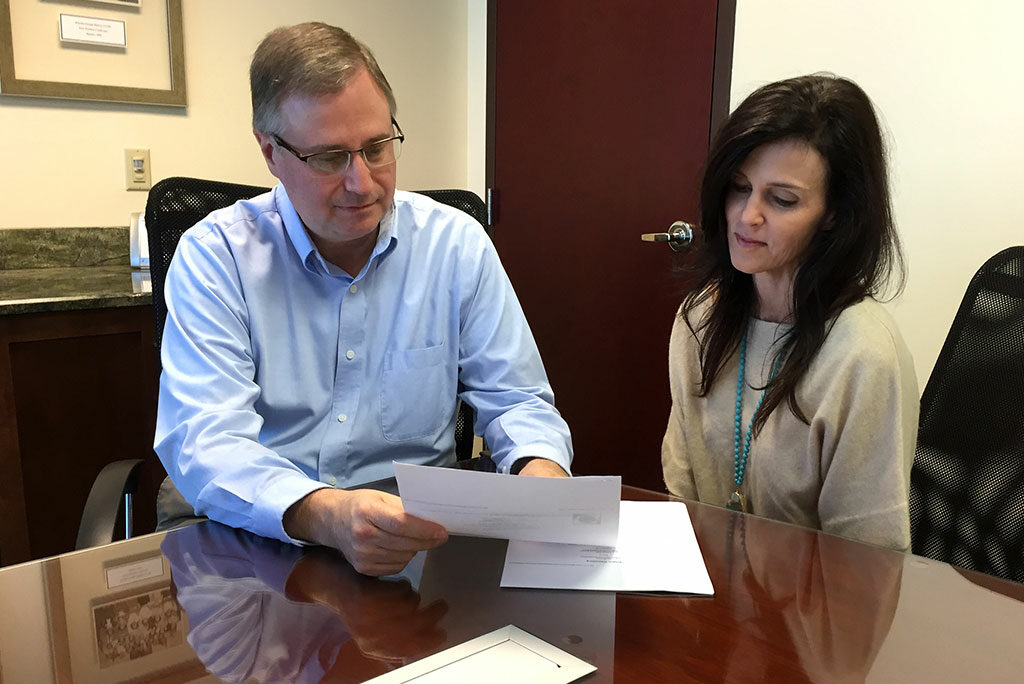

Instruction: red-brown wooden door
[489,1,728,489]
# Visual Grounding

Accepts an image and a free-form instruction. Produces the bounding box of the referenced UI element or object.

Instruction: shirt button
[329,476,337,486]
[346,349,355,360]
[349,284,358,294]
[337,413,347,423]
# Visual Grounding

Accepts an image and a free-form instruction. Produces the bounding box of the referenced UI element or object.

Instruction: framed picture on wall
[0,0,185,106]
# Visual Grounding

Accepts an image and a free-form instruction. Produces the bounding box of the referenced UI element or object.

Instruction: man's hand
[518,458,569,478]
[283,488,447,576]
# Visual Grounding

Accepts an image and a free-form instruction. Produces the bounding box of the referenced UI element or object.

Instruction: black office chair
[78,177,489,547]
[77,458,145,549]
[909,246,1024,583]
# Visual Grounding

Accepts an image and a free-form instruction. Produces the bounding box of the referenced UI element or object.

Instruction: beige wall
[731,0,1024,387]
[8,0,1013,389]
[465,0,487,198]
[0,0,470,229]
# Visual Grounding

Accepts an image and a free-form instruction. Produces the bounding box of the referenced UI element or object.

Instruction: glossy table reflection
[1,486,1022,683]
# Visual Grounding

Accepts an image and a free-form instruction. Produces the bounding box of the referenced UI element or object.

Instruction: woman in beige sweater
[661,74,918,551]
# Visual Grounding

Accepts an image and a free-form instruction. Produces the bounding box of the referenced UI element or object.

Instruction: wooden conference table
[0,486,1021,683]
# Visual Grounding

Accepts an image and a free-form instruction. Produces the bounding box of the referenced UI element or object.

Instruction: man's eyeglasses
[272,119,404,175]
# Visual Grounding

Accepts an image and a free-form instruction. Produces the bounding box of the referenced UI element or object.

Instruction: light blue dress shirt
[155,187,573,544]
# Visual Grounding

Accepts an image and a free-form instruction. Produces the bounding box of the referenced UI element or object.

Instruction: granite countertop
[0,265,152,315]
[0,226,153,315]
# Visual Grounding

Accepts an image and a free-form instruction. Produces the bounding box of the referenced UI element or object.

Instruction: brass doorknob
[640,221,694,252]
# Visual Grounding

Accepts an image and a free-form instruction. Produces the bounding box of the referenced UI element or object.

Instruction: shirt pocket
[381,343,455,442]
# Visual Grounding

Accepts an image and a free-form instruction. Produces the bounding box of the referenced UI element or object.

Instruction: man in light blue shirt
[155,22,572,576]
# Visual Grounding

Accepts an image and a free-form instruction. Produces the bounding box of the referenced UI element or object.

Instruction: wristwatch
[509,457,539,475]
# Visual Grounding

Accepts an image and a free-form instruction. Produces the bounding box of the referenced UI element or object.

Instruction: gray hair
[250,22,397,135]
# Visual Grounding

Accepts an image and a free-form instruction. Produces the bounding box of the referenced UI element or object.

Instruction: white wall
[466,0,487,199]
[0,0,469,229]
[731,0,1024,387]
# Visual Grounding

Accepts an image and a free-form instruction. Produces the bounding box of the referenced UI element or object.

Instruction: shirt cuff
[496,443,571,476]
[252,475,333,546]
[256,550,306,595]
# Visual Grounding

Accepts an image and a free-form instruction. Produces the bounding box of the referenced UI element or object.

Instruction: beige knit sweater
[661,297,919,551]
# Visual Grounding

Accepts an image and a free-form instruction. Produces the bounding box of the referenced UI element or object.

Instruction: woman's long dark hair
[681,74,904,432]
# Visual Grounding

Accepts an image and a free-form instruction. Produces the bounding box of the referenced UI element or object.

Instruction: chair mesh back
[910,246,1024,582]
[414,188,490,236]
[144,178,487,461]
[145,177,271,355]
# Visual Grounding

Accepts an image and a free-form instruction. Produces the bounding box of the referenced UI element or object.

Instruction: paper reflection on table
[416,535,616,675]
[161,523,447,683]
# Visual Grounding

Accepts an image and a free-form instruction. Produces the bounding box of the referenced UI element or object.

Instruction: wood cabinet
[0,305,163,566]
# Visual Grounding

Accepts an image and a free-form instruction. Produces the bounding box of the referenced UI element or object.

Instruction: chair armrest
[76,459,145,550]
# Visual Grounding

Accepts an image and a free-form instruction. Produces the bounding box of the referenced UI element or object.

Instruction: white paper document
[501,500,714,594]
[395,463,621,546]
[363,625,596,684]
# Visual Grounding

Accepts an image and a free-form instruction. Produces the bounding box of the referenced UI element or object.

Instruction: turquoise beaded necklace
[726,326,783,513]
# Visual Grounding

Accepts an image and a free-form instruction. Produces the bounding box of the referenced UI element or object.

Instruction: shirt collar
[275,184,399,278]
